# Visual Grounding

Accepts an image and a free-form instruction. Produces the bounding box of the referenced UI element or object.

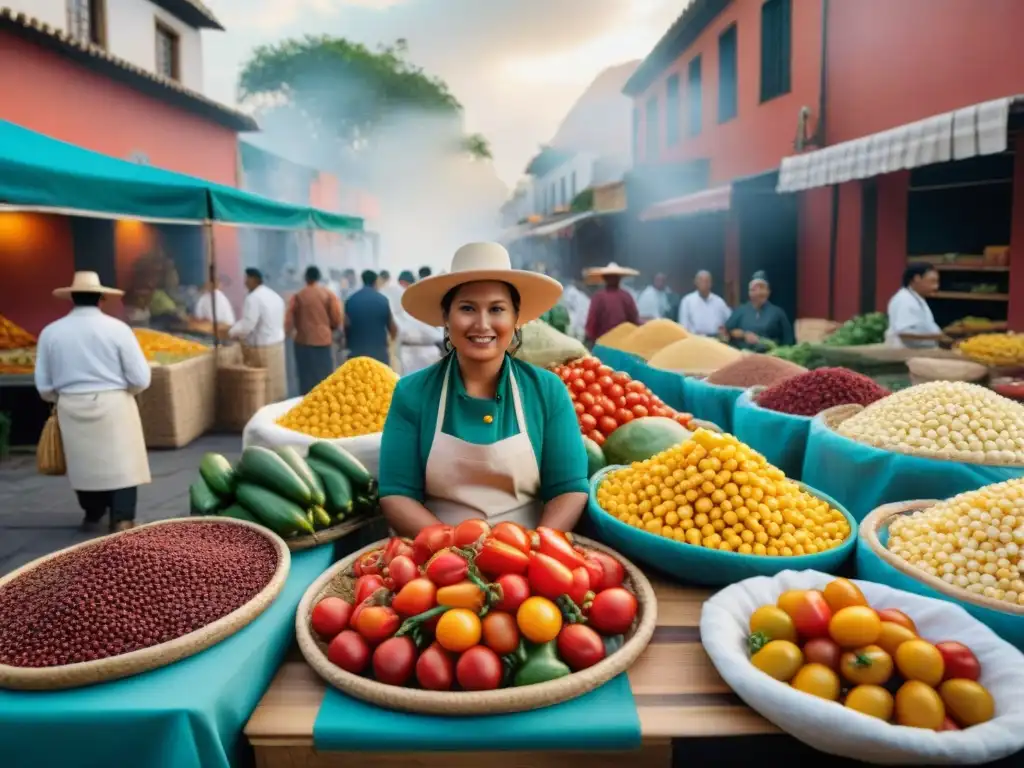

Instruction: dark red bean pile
[756,367,890,417]
[0,522,278,668]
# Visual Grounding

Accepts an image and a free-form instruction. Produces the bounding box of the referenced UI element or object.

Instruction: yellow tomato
[516,597,562,643]
[749,605,798,646]
[875,621,917,657]
[823,578,868,613]
[829,606,882,648]
[840,645,894,686]
[845,684,895,721]
[895,640,945,687]
[895,680,946,730]
[791,663,840,701]
[939,679,995,727]
[777,589,810,620]
[435,608,481,653]
[751,640,804,682]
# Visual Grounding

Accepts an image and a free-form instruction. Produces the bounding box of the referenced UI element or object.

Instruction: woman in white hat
[377,242,589,535]
[34,272,152,533]
[582,263,640,344]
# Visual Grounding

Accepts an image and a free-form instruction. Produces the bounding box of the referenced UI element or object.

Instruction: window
[155,21,181,81]
[686,57,702,136]
[645,96,659,162]
[66,0,106,47]
[718,25,738,122]
[760,0,792,102]
[665,74,681,145]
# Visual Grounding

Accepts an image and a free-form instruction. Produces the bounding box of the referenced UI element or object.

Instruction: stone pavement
[0,434,241,576]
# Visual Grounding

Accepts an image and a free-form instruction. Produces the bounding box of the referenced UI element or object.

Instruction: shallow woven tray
[286,513,383,552]
[0,517,291,691]
[861,500,1024,618]
[296,535,657,715]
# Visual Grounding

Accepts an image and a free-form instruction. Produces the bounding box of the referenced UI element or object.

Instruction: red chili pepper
[489,522,531,554]
[535,527,587,570]
[424,549,469,587]
[412,524,454,565]
[527,552,574,600]
[474,538,530,578]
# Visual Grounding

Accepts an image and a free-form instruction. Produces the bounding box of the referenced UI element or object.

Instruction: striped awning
[777,96,1020,193]
[639,184,731,221]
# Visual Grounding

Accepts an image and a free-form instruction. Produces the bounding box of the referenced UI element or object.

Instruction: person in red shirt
[584,263,640,344]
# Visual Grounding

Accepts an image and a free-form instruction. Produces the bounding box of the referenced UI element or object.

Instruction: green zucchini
[274,446,326,507]
[218,504,259,524]
[308,441,373,490]
[189,477,223,516]
[306,456,354,517]
[235,482,314,536]
[312,505,332,529]
[199,452,236,498]
[237,446,313,509]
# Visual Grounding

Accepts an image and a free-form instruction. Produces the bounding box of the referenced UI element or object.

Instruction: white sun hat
[53,271,124,299]
[401,242,563,327]
[583,262,640,285]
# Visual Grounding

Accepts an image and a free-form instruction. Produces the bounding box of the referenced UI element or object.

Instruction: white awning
[777,96,1020,193]
[639,184,731,221]
[526,211,595,237]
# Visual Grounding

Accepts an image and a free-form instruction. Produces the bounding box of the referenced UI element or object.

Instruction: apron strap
[435,356,453,435]
[507,366,528,434]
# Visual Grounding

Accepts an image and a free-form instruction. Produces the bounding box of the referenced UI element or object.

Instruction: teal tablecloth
[802,415,1024,521]
[628,362,687,411]
[732,389,811,480]
[592,345,645,379]
[0,545,335,768]
[681,377,743,432]
[314,673,640,751]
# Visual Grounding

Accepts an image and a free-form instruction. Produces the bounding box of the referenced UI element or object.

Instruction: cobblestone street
[0,435,241,575]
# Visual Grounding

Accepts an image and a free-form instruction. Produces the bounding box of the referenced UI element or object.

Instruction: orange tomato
[895,681,945,730]
[839,645,894,686]
[481,611,520,655]
[516,596,563,643]
[435,608,481,653]
[895,639,945,687]
[877,608,917,633]
[436,581,486,611]
[829,606,882,648]
[845,685,895,721]
[939,679,995,727]
[875,621,917,657]
[791,663,841,701]
[823,578,868,613]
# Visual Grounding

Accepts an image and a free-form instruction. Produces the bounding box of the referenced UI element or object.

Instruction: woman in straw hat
[34,272,152,533]
[583,262,640,344]
[377,242,589,535]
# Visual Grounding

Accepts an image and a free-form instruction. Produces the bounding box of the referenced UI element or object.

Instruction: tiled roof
[0,8,256,131]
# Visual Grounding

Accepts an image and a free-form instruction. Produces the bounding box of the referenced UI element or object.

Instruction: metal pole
[205,221,220,349]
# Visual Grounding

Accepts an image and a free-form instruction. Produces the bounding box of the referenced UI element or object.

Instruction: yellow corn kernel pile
[959,333,1024,367]
[277,356,398,439]
[0,314,35,351]
[132,329,209,361]
[595,429,850,555]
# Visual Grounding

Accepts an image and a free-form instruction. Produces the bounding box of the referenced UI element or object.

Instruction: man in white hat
[583,262,640,343]
[34,272,152,533]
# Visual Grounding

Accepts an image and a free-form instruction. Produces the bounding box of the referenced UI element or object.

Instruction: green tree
[238,36,491,159]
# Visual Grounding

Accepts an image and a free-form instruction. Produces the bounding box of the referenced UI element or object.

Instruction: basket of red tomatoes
[295,520,657,715]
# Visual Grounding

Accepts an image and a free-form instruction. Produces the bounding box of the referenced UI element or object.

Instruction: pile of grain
[618,319,689,360]
[595,322,638,350]
[705,355,806,388]
[647,336,743,375]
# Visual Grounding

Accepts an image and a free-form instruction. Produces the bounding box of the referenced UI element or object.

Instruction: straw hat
[53,271,124,299]
[401,242,563,327]
[584,262,639,285]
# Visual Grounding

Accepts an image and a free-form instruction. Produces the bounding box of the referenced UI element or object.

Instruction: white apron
[57,390,151,491]
[423,359,542,528]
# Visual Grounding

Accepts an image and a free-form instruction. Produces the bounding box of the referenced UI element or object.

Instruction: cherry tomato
[631,404,649,419]
[839,644,893,685]
[876,608,917,633]
[939,679,994,726]
[580,414,598,432]
[517,596,563,643]
[586,382,604,396]
[595,375,614,390]
[751,640,804,682]
[573,402,585,415]
[597,364,613,375]
[586,551,625,591]
[895,680,945,729]
[354,574,385,605]
[587,429,606,446]
[935,641,981,681]
[490,522,531,553]
[608,383,625,399]
[327,630,370,673]
[802,637,843,672]
[310,597,352,639]
[481,611,520,655]
[611,372,631,386]
[527,552,574,600]
[391,577,437,618]
[416,642,454,691]
[791,663,841,701]
[845,685,894,721]
[582,369,596,384]
[588,404,606,419]
[673,412,692,427]
[625,380,647,393]
[600,396,617,414]
[822,578,868,613]
[453,518,490,547]
[598,416,619,435]
[876,621,917,657]
[372,636,417,686]
[614,408,634,425]
[386,555,419,590]
[558,624,606,671]
[493,573,530,613]
[895,639,945,687]
[457,645,503,691]
[588,587,638,635]
[570,377,587,392]
[435,608,481,653]
[748,605,797,645]
[777,589,832,639]
[579,391,596,408]
[829,605,881,648]
[353,605,400,645]
[624,392,643,408]
[581,357,601,371]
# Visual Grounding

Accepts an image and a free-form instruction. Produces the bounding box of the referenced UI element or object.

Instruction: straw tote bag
[36,408,66,476]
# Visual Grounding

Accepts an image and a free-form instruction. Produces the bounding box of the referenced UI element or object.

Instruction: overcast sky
[202,0,688,185]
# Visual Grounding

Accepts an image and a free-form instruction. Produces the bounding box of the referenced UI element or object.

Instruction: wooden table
[245,578,777,768]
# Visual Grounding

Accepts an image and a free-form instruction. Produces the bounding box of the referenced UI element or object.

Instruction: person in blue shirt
[378,242,589,536]
[343,270,396,365]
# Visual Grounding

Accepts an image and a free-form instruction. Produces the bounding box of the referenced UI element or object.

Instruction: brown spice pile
[705,355,807,388]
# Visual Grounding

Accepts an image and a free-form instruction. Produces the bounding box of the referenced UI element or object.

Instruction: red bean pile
[756,367,890,417]
[0,522,279,668]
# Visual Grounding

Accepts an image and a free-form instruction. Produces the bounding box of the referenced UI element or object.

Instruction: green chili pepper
[556,594,587,624]
[395,604,451,648]
[513,640,571,687]
[501,639,528,687]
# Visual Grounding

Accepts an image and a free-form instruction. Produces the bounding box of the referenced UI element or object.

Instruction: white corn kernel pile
[837,380,1024,465]
[888,478,1024,607]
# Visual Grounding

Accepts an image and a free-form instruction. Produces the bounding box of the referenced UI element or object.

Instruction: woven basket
[136,352,217,448]
[286,513,382,552]
[215,344,243,367]
[819,403,865,432]
[860,501,1024,619]
[216,364,269,433]
[296,535,657,715]
[795,318,839,344]
[906,357,988,386]
[0,517,290,691]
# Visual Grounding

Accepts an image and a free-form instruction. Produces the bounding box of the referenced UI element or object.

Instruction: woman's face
[446,281,517,364]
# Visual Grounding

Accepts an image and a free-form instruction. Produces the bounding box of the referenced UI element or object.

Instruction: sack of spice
[616,319,689,360]
[705,355,806,389]
[756,368,890,417]
[648,336,743,376]
[595,322,638,350]
[517,319,588,369]
[906,357,988,386]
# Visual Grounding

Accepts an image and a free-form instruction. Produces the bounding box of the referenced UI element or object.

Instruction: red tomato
[940,717,961,731]
[598,416,618,435]
[568,566,593,605]
[327,630,370,673]
[391,578,437,618]
[935,641,981,681]
[491,522,532,554]
[494,573,531,613]
[582,369,596,384]
[597,364,613,376]
[352,550,383,577]
[632,405,649,419]
[588,404,606,419]
[673,413,692,427]
[608,383,625,399]
[573,402,585,415]
[527,552,574,600]
[482,611,520,654]
[581,357,601,371]
[580,558,604,590]
[877,608,917,633]
[600,396,617,414]
[586,551,625,591]
[382,537,416,565]
[570,377,587,392]
[353,605,400,645]
[453,518,491,547]
[588,587,638,635]
[456,646,503,691]
[596,375,614,390]
[651,407,668,417]
[625,380,647,393]
[424,550,469,586]
[624,392,643,408]
[311,597,352,639]
[614,408,634,425]
[611,372,631,385]
[779,590,833,639]
[579,391,597,408]
[580,414,598,432]
[372,636,417,686]
[412,524,454,565]
[586,382,604,396]
[802,637,842,672]
[416,642,455,691]
[536,527,587,570]
[587,430,606,446]
[386,555,419,590]
[354,574,385,605]
[558,624,606,671]
[475,538,530,577]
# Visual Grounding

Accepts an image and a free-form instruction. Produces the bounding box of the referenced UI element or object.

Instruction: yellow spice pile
[959,333,1024,367]
[648,335,742,375]
[132,329,209,361]
[617,319,689,360]
[595,322,638,350]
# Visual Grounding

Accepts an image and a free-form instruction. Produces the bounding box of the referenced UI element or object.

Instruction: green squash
[603,416,692,466]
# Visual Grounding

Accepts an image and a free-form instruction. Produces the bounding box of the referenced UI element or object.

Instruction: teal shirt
[378,355,588,503]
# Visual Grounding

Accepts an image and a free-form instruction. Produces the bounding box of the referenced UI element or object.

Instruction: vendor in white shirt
[230,268,288,401]
[678,270,731,336]
[885,263,949,349]
[636,273,671,322]
[193,277,236,327]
